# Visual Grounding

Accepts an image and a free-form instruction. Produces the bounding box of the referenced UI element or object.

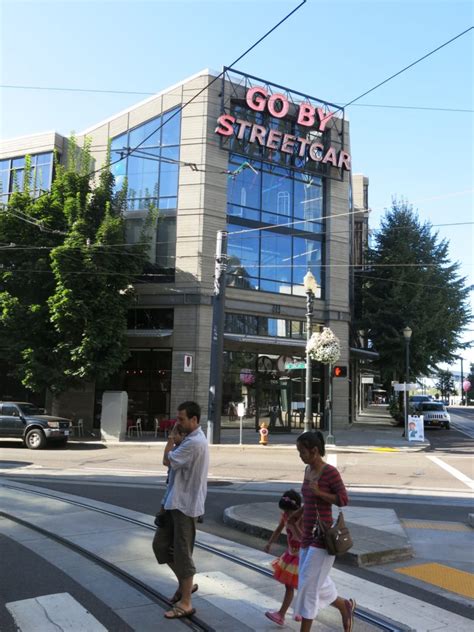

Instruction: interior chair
[128,417,142,437]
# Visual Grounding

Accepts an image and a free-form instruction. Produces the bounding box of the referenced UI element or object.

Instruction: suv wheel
[25,428,46,450]
[444,423,450,430]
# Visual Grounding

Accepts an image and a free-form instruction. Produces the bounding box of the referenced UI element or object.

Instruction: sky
[1,0,473,375]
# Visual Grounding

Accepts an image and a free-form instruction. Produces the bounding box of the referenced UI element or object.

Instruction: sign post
[237,402,245,446]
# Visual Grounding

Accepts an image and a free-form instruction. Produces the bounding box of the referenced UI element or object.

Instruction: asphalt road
[1,411,473,625]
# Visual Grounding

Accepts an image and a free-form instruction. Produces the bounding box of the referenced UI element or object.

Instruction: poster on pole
[408,415,424,441]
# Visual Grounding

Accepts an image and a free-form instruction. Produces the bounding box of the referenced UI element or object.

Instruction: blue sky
[1,0,473,372]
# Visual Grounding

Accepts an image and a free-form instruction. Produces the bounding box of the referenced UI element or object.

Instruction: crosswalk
[1,480,473,632]
[6,593,107,632]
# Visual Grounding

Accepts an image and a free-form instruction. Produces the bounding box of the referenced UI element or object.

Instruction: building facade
[1,69,358,436]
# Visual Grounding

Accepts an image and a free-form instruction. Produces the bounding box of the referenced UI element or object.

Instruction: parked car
[0,402,71,449]
[416,402,451,430]
[409,395,431,405]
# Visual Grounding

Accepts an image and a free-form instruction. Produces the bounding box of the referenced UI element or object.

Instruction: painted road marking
[395,563,474,599]
[451,421,474,438]
[6,592,107,631]
[326,453,337,467]
[426,455,474,490]
[401,519,472,532]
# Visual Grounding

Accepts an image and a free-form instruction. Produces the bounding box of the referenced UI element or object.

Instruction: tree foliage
[356,200,471,388]
[0,140,152,394]
[434,369,457,399]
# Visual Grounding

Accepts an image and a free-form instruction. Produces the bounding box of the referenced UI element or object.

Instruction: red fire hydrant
[259,421,269,446]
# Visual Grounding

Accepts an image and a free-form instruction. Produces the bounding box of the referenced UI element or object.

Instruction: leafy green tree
[0,141,151,395]
[356,200,471,389]
[434,369,456,400]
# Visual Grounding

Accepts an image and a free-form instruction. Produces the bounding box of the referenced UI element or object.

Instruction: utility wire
[89,0,308,180]
[340,26,474,112]
[2,84,472,113]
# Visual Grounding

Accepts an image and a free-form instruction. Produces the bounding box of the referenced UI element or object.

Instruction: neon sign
[215,85,351,171]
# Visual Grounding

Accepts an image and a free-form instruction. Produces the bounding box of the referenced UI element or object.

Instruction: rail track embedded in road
[1,482,405,632]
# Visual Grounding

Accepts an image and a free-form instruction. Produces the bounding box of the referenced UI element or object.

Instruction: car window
[2,404,19,416]
[17,403,43,415]
[421,403,446,411]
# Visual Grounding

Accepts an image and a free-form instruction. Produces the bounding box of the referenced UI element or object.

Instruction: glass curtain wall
[0,153,54,203]
[226,154,323,296]
[110,108,181,281]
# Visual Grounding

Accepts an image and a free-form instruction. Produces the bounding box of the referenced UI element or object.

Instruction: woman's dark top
[300,463,348,549]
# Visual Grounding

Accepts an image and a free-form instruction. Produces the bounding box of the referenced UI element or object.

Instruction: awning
[350,347,379,360]
[224,333,305,347]
[127,329,173,338]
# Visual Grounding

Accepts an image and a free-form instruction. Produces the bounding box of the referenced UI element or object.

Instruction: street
[1,408,473,631]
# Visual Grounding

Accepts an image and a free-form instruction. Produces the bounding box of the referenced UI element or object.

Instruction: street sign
[361,376,374,384]
[285,362,306,370]
[393,383,417,391]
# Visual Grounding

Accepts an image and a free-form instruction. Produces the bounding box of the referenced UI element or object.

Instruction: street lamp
[304,271,318,433]
[402,326,412,439]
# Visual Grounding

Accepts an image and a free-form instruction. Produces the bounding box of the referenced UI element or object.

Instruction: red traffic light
[333,366,347,378]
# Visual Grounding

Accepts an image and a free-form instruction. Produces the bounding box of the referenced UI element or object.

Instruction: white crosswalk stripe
[6,592,107,631]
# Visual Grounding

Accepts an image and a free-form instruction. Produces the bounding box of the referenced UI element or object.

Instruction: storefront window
[221,350,325,431]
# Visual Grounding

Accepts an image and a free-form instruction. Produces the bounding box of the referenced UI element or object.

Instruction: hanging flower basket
[240,368,256,385]
[307,327,341,364]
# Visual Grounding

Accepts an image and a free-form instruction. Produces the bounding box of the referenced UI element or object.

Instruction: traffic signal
[333,366,347,378]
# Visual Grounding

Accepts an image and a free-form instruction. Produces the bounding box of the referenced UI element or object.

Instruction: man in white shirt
[152,401,209,620]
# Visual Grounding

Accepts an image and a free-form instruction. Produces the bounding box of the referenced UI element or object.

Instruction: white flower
[307,327,341,364]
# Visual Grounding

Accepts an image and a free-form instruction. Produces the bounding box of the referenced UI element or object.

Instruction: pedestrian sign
[285,362,306,370]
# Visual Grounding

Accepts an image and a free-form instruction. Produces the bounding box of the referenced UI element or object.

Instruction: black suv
[0,402,71,449]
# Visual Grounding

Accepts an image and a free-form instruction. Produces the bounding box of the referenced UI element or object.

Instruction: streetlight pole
[304,271,318,434]
[207,230,228,444]
[403,326,412,439]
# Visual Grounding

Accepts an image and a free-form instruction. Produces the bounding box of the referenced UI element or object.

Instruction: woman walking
[290,431,356,632]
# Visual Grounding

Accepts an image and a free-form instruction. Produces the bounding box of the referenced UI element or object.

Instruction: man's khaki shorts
[152,509,197,580]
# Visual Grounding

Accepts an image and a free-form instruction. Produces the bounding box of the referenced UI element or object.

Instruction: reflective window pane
[161,108,181,146]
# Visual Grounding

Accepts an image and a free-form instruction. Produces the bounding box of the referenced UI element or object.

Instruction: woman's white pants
[293,546,337,620]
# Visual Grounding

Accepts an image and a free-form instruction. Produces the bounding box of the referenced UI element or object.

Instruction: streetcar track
[0,482,405,631]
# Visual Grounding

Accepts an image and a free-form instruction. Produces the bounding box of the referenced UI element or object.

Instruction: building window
[127,308,173,331]
[226,154,323,296]
[111,107,181,281]
[0,152,54,202]
[225,313,320,339]
[110,107,181,212]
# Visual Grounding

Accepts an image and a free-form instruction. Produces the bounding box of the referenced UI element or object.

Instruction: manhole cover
[0,461,32,469]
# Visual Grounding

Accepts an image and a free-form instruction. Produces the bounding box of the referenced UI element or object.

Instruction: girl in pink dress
[264,489,303,626]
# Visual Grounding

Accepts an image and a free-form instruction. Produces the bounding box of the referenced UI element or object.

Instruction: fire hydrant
[259,421,269,446]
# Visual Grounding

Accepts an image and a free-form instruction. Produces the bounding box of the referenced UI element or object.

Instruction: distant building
[1,68,369,437]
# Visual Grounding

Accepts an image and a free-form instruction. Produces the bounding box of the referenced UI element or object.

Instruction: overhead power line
[341,25,474,111]
[2,84,472,113]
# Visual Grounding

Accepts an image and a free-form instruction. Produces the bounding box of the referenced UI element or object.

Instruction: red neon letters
[215,85,351,171]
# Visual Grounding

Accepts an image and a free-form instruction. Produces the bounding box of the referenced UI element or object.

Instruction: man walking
[152,401,209,620]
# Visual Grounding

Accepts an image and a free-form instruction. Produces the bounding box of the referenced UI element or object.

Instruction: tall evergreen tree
[0,141,152,395]
[434,369,456,400]
[356,200,471,388]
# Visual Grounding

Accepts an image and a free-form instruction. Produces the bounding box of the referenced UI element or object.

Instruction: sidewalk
[73,405,430,452]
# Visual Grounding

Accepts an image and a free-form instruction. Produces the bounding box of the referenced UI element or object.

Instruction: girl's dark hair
[297,430,326,456]
[279,489,302,511]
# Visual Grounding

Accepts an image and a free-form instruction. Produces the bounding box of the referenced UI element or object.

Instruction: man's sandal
[164,606,196,619]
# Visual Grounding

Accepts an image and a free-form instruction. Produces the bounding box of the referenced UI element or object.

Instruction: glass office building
[0,69,355,435]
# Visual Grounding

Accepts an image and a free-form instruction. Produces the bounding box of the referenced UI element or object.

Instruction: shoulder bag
[315,508,353,556]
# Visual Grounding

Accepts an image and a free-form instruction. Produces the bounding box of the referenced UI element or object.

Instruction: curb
[223,505,413,568]
[68,440,429,453]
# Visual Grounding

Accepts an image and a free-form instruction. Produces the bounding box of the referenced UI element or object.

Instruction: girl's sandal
[265,611,285,626]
